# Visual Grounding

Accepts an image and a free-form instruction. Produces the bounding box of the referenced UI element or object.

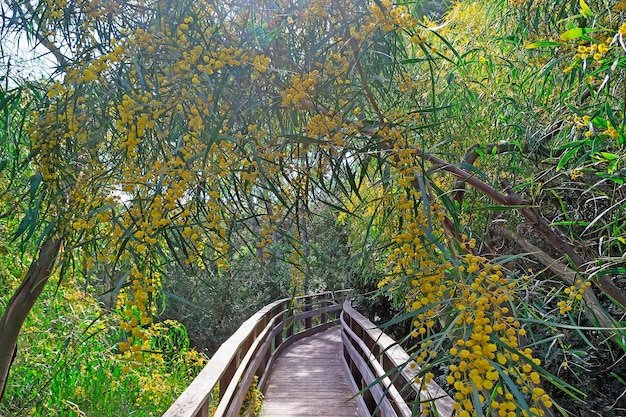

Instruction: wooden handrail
[340,301,455,417]
[162,290,350,417]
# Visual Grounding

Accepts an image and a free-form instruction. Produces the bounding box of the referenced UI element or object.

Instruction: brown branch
[393,139,626,312]
[451,143,518,207]
[349,41,386,127]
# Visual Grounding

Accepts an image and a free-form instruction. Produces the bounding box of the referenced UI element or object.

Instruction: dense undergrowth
[0,241,207,416]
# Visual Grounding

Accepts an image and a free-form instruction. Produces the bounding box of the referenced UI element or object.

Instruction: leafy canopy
[3,0,626,415]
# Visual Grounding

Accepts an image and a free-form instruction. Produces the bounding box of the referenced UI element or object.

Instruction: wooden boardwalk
[261,327,361,417]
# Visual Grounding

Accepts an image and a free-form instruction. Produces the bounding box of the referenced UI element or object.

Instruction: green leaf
[550,221,590,227]
[560,27,591,41]
[164,291,210,311]
[556,147,579,171]
[592,117,608,129]
[612,372,626,387]
[605,103,618,130]
[525,41,563,49]
[457,163,490,182]
[29,173,43,199]
[599,152,619,160]
[14,208,37,242]
[556,139,591,151]
[578,0,593,17]
[593,267,626,276]
[344,161,361,200]
[596,171,625,185]
[280,134,326,145]
[36,219,56,247]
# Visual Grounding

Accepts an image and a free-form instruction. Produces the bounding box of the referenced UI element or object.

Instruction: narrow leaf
[560,27,591,41]
[580,0,593,17]
[525,41,563,49]
[556,147,579,171]
[593,267,626,276]
[15,209,34,239]
[280,134,326,145]
[29,173,43,199]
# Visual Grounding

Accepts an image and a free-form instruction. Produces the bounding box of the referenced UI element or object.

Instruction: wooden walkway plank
[261,327,361,417]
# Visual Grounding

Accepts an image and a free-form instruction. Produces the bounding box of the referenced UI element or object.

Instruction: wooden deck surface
[261,327,361,417]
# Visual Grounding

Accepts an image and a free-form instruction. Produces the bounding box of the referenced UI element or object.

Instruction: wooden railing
[341,301,455,417]
[164,292,456,417]
[162,290,350,417]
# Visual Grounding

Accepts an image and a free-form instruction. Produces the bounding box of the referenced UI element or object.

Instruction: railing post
[220,356,237,401]
[304,295,313,329]
[273,302,284,352]
[274,324,283,350]
[285,305,294,339]
[320,293,330,324]
[199,402,209,417]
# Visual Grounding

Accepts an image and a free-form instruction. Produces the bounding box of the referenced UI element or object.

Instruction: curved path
[261,327,361,417]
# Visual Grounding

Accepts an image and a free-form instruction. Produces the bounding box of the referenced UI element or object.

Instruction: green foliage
[0,221,205,416]
[160,207,353,353]
[0,267,206,416]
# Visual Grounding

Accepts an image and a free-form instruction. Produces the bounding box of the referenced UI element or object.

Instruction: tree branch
[0,237,62,402]
[514,229,616,335]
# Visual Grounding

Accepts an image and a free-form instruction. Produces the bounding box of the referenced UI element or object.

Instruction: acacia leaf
[560,27,591,40]
[525,40,563,49]
[580,0,593,17]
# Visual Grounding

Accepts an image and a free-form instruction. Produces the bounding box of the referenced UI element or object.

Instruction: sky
[1,5,58,83]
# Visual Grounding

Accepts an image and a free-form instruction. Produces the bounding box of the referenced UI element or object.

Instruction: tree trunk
[0,237,62,402]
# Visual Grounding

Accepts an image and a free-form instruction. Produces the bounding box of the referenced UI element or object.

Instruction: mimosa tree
[1,0,626,415]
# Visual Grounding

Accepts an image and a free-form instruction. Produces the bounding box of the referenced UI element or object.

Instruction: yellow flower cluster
[616,1,626,12]
[562,27,615,75]
[368,0,417,34]
[375,145,451,334]
[39,0,119,56]
[360,133,552,415]
[117,268,159,365]
[445,254,551,416]
[573,114,620,140]
[573,114,591,129]
[573,114,594,138]
[206,375,263,417]
[251,54,271,79]
[282,70,321,107]
[299,0,331,22]
[239,376,264,417]
[558,278,592,314]
[118,320,208,411]
[29,0,287,347]
[321,50,351,82]
[575,40,612,62]
[305,112,362,149]
[603,125,620,139]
